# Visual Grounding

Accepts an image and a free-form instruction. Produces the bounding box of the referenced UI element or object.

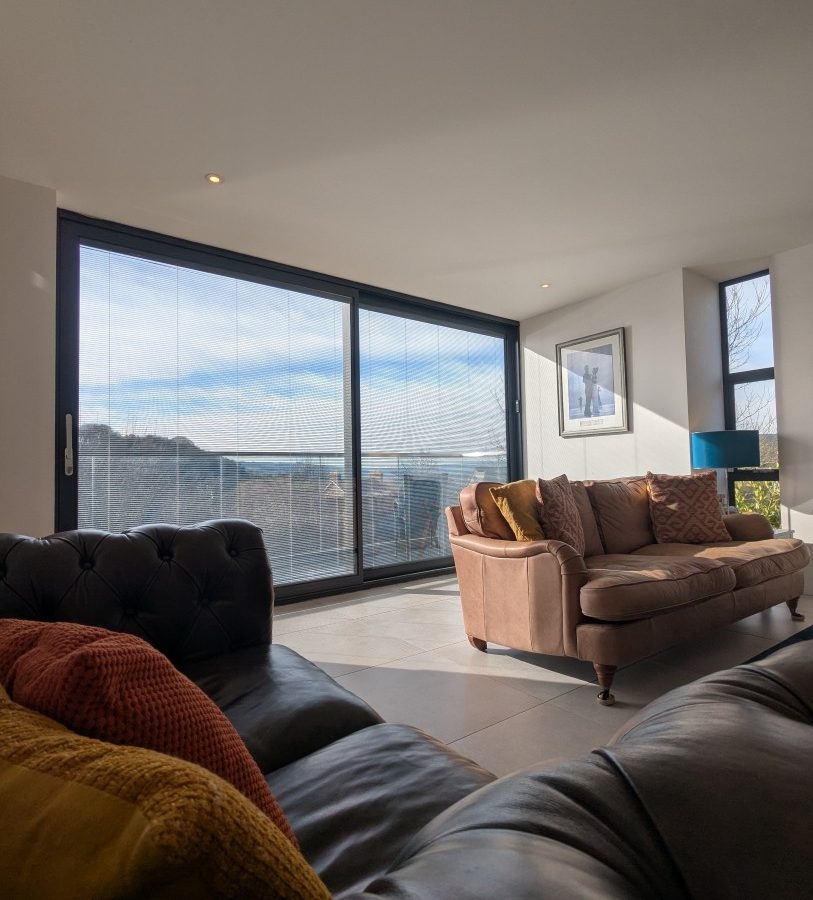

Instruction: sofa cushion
[585,477,655,553]
[489,480,545,541]
[604,644,813,900]
[632,538,811,589]
[267,722,494,897]
[581,555,735,621]
[0,684,329,900]
[570,481,605,557]
[180,643,384,773]
[535,474,585,554]
[647,470,731,543]
[0,619,295,843]
[458,482,515,540]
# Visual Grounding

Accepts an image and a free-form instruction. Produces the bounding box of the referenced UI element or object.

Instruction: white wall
[0,175,57,536]
[682,269,725,434]
[771,241,813,590]
[522,269,691,480]
[682,268,726,492]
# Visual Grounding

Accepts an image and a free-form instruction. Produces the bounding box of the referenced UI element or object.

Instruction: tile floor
[273,576,812,776]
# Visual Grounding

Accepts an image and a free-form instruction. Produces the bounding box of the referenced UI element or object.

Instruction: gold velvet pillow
[489,480,545,541]
[0,684,330,900]
[646,470,732,544]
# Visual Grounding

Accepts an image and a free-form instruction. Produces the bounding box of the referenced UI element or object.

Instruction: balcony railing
[78,448,507,585]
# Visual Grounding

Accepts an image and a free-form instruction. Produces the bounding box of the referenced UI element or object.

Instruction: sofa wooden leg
[468,635,487,652]
[787,598,805,621]
[594,664,617,706]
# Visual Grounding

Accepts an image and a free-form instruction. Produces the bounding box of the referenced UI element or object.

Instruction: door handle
[64,413,74,476]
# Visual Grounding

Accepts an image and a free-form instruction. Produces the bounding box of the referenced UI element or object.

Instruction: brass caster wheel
[790,611,805,622]
[597,690,615,707]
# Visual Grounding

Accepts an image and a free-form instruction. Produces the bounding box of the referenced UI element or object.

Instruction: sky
[726,274,774,372]
[78,246,508,457]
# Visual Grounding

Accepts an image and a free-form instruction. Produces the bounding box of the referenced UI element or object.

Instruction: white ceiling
[2,1,813,320]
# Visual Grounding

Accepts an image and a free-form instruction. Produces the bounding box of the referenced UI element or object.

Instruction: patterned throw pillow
[489,480,546,541]
[0,684,329,899]
[535,474,586,555]
[646,471,732,544]
[0,619,297,846]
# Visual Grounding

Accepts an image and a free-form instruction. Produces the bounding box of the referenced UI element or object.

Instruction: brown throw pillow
[535,475,586,555]
[646,471,732,544]
[489,480,545,541]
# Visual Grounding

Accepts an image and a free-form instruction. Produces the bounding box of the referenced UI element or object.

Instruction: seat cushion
[267,722,494,897]
[581,555,735,621]
[632,538,810,589]
[180,644,383,774]
[0,684,329,900]
[0,619,294,842]
[584,477,655,553]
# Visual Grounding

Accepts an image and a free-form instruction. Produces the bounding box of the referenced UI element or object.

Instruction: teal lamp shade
[691,430,760,469]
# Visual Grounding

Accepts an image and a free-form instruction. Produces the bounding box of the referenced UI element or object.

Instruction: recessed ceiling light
[205,173,223,185]
[540,283,551,289]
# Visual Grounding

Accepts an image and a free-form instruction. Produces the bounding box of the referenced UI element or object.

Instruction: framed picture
[556,327,628,437]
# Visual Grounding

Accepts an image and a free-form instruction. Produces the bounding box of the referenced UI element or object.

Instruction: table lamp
[690,430,761,509]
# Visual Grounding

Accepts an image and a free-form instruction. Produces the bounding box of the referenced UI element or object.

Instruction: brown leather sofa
[1,520,811,898]
[448,477,810,703]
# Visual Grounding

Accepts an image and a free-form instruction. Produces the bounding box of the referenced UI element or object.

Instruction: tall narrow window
[77,245,355,585]
[720,270,780,525]
[359,308,508,570]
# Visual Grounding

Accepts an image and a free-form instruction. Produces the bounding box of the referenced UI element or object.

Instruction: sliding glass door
[57,213,520,599]
[73,244,354,586]
[359,307,508,571]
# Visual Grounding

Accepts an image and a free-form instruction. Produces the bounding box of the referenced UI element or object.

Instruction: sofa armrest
[0,519,273,665]
[723,512,774,541]
[449,533,585,571]
[448,534,586,657]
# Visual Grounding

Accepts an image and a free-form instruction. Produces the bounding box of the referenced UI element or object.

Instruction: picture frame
[556,327,628,437]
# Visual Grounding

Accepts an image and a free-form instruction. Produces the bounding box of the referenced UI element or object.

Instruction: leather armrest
[723,512,774,541]
[449,533,585,572]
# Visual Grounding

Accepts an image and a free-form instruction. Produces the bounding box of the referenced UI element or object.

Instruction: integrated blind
[359,308,508,568]
[78,245,354,585]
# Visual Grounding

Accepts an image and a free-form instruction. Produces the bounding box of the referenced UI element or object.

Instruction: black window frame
[718,268,778,506]
[56,210,522,604]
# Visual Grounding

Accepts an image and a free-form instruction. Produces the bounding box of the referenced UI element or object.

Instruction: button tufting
[160,551,173,562]
[124,607,137,617]
[80,559,94,571]
[228,548,239,557]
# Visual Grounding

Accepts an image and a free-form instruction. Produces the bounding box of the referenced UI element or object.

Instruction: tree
[725,277,779,524]
[725,278,771,372]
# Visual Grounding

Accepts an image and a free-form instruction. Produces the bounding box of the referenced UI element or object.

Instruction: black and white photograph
[556,327,628,436]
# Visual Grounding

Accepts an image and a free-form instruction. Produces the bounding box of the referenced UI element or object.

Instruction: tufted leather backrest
[0,520,273,665]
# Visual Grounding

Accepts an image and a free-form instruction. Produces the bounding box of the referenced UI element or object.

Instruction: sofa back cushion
[569,481,605,557]
[0,684,329,900]
[646,471,732,544]
[459,482,515,540]
[489,480,545,541]
[0,618,296,845]
[585,477,655,553]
